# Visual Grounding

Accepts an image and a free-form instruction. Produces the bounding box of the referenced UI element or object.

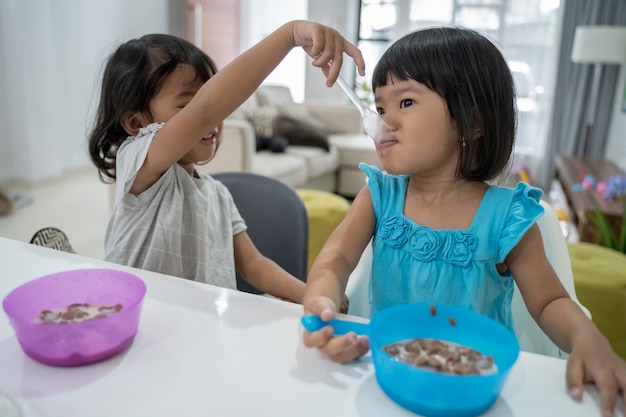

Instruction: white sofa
[198,85,379,196]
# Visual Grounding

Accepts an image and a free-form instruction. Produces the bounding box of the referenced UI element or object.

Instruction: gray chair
[212,172,309,295]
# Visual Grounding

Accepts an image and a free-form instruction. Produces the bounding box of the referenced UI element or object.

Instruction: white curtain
[0,0,171,183]
[543,0,626,189]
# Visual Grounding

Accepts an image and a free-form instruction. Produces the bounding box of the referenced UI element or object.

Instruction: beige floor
[0,166,111,260]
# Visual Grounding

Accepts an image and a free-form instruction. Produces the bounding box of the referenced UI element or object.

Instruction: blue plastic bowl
[369,302,519,417]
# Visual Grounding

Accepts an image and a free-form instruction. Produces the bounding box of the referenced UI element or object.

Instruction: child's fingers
[565,354,584,401]
[619,369,626,416]
[304,296,337,320]
[299,22,336,62]
[323,333,370,364]
[590,356,626,417]
[305,28,365,85]
[302,325,334,349]
[322,40,344,86]
[303,24,326,62]
[309,31,339,67]
[312,38,355,87]
[299,25,366,85]
[566,353,624,417]
[595,374,618,417]
[342,40,366,76]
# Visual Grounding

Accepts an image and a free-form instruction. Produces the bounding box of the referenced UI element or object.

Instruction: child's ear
[120,111,147,136]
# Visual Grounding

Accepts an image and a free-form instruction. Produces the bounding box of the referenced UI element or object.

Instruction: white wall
[239,0,360,103]
[0,0,171,183]
[605,67,626,171]
[239,0,308,101]
[0,1,364,183]
[305,0,361,103]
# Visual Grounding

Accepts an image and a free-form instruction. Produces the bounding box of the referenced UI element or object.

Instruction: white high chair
[345,200,591,358]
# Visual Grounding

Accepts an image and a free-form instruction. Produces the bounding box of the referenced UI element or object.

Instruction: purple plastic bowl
[2,268,146,367]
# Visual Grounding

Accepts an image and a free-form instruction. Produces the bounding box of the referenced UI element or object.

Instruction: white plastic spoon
[335,75,390,144]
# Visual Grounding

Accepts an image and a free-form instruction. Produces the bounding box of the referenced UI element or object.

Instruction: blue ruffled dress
[360,164,544,331]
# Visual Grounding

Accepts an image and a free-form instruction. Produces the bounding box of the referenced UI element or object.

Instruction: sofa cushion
[256,135,288,153]
[285,146,339,180]
[252,151,308,186]
[252,84,327,135]
[278,103,325,129]
[247,106,280,137]
[274,115,330,151]
[328,133,380,167]
[256,85,295,106]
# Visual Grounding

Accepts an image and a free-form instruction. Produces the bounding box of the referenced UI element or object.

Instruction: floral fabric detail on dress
[442,231,476,266]
[380,216,476,265]
[409,227,440,261]
[380,217,410,247]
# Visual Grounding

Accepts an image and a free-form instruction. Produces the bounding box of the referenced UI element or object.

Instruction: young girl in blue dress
[88,21,363,306]
[302,27,626,415]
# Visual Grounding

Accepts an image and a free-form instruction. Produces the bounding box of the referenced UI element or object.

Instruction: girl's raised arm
[143,20,365,182]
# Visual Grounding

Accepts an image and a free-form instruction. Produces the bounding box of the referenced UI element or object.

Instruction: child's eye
[176,100,192,109]
[376,107,385,115]
[400,98,414,108]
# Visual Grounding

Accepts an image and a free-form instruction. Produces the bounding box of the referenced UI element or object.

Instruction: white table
[0,236,622,417]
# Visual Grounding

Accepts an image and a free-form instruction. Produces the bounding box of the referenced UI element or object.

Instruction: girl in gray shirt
[87,21,365,304]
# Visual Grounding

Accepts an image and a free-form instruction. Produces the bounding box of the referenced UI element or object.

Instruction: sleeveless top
[361,163,544,331]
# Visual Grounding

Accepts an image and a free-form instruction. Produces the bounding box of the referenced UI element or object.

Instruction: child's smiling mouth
[201,131,217,143]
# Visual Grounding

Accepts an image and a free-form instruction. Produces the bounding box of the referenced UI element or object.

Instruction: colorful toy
[572,172,626,202]
[581,174,596,191]
[571,183,583,192]
[597,175,626,201]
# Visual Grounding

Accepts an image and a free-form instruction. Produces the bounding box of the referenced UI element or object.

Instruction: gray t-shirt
[104,123,246,289]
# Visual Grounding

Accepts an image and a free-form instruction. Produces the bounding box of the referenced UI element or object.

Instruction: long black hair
[87,34,217,182]
[372,27,516,181]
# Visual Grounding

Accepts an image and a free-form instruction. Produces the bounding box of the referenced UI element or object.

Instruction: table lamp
[571,25,626,158]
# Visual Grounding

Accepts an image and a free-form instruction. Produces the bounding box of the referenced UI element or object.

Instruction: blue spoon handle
[301,314,369,335]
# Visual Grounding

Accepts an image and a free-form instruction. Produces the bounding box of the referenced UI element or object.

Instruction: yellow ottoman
[568,242,626,359]
[296,189,350,272]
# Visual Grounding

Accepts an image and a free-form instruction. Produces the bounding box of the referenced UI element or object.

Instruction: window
[357,0,563,178]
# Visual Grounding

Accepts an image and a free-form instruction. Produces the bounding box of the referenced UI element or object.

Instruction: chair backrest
[345,199,590,358]
[255,85,295,106]
[29,227,76,254]
[510,199,590,357]
[212,172,309,295]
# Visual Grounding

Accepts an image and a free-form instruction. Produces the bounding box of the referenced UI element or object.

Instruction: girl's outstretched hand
[288,20,365,87]
[301,296,370,364]
[566,337,626,417]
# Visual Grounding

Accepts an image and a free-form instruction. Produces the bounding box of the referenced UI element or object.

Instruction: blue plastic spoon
[301,314,370,335]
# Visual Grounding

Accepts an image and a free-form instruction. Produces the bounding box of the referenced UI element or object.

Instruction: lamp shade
[571,25,626,64]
